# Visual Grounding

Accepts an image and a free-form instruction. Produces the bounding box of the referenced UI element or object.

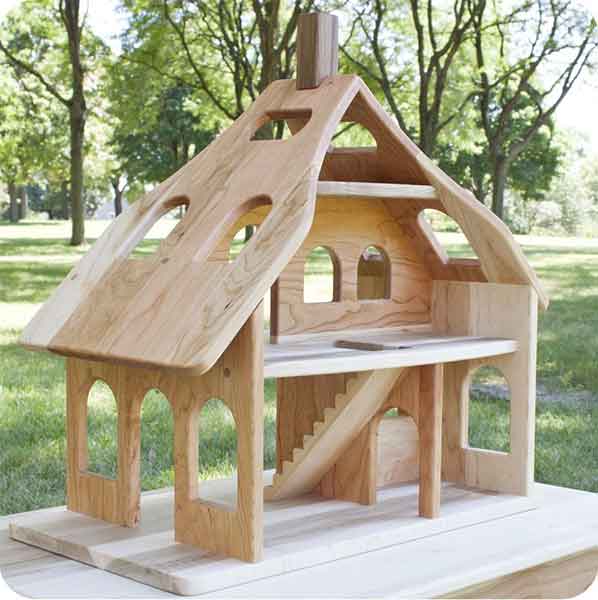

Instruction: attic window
[331,121,377,148]
[358,246,390,300]
[420,209,478,259]
[304,246,340,303]
[229,225,258,262]
[130,196,189,258]
[251,109,312,140]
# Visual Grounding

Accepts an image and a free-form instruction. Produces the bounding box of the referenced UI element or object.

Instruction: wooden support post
[66,358,143,527]
[174,307,264,562]
[418,364,443,518]
[296,12,339,90]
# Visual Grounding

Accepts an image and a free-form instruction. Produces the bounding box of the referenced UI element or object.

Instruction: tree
[341,0,476,155]
[438,95,561,206]
[0,66,60,222]
[0,0,102,244]
[469,0,598,218]
[121,0,319,127]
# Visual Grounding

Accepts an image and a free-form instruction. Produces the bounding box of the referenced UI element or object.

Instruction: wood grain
[22,76,361,374]
[8,475,542,596]
[296,13,338,90]
[418,364,443,518]
[433,281,538,495]
[265,368,406,501]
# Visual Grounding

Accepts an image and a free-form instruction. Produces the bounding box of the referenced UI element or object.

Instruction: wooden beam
[316,181,438,200]
[296,12,339,90]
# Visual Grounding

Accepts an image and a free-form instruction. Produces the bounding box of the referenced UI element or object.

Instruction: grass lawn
[1,219,597,515]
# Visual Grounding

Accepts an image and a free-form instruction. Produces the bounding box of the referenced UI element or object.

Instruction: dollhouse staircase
[264,367,407,501]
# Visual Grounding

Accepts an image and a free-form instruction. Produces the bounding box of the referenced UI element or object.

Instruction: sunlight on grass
[1,222,597,515]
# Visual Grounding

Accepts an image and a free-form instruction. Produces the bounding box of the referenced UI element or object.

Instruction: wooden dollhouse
[10,12,549,595]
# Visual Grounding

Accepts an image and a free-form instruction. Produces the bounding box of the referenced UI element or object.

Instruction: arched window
[420,209,478,259]
[130,196,190,258]
[357,245,390,300]
[377,411,419,487]
[87,380,118,478]
[197,398,238,509]
[304,246,340,303]
[141,389,174,491]
[468,366,511,453]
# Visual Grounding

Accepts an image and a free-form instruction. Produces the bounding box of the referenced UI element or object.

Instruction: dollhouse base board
[9,471,536,596]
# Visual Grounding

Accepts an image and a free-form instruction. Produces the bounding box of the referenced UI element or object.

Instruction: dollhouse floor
[7,471,540,596]
[264,331,517,377]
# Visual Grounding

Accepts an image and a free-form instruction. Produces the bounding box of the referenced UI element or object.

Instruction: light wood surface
[433,282,538,496]
[264,368,406,500]
[8,472,540,596]
[316,181,438,200]
[63,309,265,561]
[21,76,361,374]
[376,415,420,487]
[173,308,264,562]
[296,12,339,90]
[418,364,443,518]
[264,330,517,377]
[271,194,432,339]
[4,484,597,598]
[445,548,598,599]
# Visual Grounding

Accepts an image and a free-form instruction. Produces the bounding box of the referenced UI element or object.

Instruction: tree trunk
[61,180,70,219]
[64,0,86,246]
[491,157,508,219]
[113,183,123,216]
[69,96,85,244]
[8,181,19,223]
[18,185,28,220]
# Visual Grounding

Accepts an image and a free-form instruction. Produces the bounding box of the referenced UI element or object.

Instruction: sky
[0,0,597,151]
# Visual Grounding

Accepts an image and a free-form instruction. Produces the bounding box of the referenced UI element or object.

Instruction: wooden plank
[444,548,598,599]
[8,474,537,596]
[316,181,438,200]
[4,484,597,599]
[296,13,338,90]
[264,333,517,378]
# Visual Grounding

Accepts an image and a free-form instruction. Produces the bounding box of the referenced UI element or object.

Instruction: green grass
[0,220,597,515]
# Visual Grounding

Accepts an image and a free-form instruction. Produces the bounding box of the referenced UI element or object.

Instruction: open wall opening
[222,200,272,335]
[358,245,391,300]
[377,412,419,488]
[251,109,312,140]
[468,366,511,453]
[197,398,238,510]
[304,245,341,303]
[87,380,118,479]
[331,121,377,148]
[130,196,190,258]
[420,209,478,260]
[141,389,174,491]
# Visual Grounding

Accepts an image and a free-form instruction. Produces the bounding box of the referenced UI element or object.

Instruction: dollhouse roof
[20,75,547,374]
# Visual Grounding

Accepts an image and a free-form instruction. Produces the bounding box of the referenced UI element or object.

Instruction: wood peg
[296,12,339,90]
